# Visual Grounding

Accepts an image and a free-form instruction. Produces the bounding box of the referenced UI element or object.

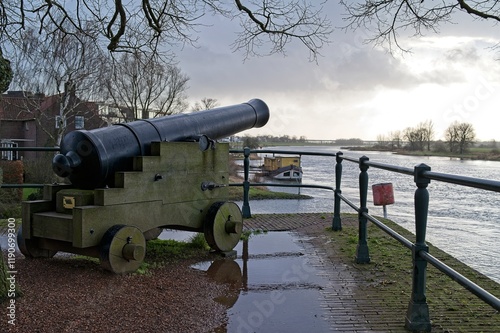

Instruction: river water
[237,145,500,284]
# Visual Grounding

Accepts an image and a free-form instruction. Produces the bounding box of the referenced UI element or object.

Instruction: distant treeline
[232,135,367,148]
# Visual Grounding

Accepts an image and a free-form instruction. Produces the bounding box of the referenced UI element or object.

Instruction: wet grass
[145,233,210,263]
[22,188,41,200]
[0,218,20,233]
[326,214,500,331]
[135,233,213,275]
[240,229,268,241]
[65,233,212,276]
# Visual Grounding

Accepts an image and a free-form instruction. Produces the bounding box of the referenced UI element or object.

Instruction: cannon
[53,99,269,189]
[19,99,269,273]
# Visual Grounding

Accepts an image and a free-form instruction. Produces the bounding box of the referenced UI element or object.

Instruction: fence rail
[0,146,59,189]
[2,145,500,332]
[230,147,500,332]
[0,147,59,152]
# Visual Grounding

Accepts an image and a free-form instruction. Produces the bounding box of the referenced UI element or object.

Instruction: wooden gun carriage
[18,99,269,273]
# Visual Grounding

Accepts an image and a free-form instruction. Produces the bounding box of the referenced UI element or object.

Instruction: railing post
[405,163,431,332]
[356,156,370,264]
[242,147,251,218]
[332,151,343,231]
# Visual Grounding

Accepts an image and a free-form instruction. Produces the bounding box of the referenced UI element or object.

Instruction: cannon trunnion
[20,142,243,273]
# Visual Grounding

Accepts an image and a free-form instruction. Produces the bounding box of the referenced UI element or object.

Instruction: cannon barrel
[53,99,269,189]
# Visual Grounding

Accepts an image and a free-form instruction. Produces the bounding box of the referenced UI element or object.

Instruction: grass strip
[324,215,500,331]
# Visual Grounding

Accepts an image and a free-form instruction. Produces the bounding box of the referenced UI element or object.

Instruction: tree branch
[107,0,127,51]
[457,0,500,21]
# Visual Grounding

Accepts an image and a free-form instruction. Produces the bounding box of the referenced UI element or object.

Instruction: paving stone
[243,213,500,332]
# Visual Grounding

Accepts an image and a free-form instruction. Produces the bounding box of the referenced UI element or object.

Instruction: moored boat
[261,155,303,180]
[269,164,303,180]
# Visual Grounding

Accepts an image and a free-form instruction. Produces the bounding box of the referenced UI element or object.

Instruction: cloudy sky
[175,2,500,141]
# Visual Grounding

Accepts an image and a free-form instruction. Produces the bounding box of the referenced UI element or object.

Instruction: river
[236,145,500,284]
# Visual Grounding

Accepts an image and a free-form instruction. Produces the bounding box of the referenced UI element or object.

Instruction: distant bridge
[304,139,379,146]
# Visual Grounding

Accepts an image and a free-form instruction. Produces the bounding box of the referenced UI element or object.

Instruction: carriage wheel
[204,201,243,252]
[17,225,58,258]
[99,225,146,274]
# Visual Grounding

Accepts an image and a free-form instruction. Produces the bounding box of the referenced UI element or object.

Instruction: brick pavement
[243,212,331,231]
[243,213,500,333]
[244,213,408,332]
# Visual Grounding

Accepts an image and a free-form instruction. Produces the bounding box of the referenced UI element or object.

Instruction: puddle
[3,227,334,331]
[192,232,332,333]
[0,231,19,253]
[3,227,335,331]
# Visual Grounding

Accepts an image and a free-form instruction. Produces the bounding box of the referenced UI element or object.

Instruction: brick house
[0,90,107,161]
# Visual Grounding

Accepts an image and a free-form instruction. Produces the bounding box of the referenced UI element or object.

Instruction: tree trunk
[0,165,9,301]
[0,55,15,302]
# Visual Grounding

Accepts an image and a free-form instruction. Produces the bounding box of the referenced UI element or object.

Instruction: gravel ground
[1,254,231,333]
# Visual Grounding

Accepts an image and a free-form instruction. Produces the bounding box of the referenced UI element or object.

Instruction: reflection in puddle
[193,232,331,333]
[206,259,242,308]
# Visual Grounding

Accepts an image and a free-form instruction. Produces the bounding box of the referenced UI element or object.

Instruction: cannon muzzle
[53,99,269,189]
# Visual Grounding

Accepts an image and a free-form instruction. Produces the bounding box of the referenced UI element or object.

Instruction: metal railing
[0,146,59,189]
[2,145,500,332]
[231,147,500,332]
[229,147,337,217]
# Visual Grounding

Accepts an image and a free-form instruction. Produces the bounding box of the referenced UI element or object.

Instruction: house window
[55,116,66,129]
[1,141,18,161]
[75,115,85,129]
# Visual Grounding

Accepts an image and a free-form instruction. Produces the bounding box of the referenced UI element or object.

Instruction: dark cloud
[331,47,416,90]
[170,4,500,140]
[444,47,480,62]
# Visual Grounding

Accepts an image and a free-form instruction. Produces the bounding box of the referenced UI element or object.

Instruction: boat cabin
[263,155,302,180]
[263,156,300,171]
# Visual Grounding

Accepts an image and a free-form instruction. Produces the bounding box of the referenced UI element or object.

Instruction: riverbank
[341,146,500,161]
[228,175,312,201]
[233,142,500,162]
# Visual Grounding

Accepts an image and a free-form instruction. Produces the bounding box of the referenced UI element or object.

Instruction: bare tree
[0,46,12,302]
[421,120,435,151]
[1,1,332,60]
[445,121,476,154]
[0,47,12,93]
[7,26,105,145]
[233,0,332,60]
[191,98,220,112]
[103,52,189,121]
[445,124,459,153]
[389,130,403,149]
[340,1,500,52]
[402,121,435,151]
[376,134,388,148]
[404,126,426,151]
